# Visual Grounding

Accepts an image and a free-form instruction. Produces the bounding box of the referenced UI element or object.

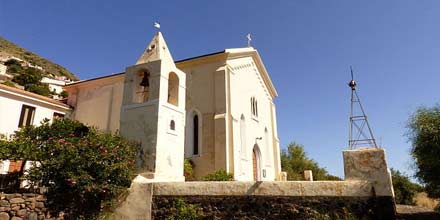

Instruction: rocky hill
[0,36,78,80]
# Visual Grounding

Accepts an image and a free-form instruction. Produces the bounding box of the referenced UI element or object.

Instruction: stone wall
[112,148,397,220]
[0,193,61,220]
[152,195,395,220]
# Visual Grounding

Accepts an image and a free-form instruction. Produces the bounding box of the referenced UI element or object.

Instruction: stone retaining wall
[0,193,61,220]
[111,148,397,220]
[152,195,395,220]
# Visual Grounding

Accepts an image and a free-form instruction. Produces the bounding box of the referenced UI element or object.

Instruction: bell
[139,72,150,87]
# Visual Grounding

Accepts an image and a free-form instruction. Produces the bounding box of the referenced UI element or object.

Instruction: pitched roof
[0,84,71,109]
[64,47,278,98]
[136,32,175,65]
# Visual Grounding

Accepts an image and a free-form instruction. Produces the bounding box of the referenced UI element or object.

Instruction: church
[64,32,281,182]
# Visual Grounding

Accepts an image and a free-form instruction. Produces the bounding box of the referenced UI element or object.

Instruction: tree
[26,84,51,96]
[391,168,423,205]
[281,142,341,181]
[60,90,69,98]
[0,119,138,219]
[11,67,52,96]
[408,105,440,198]
[12,67,43,87]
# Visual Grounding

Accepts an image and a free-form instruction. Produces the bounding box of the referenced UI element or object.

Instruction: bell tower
[120,32,186,182]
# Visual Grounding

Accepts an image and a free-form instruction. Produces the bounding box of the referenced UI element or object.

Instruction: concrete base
[343,148,394,197]
[134,174,185,183]
[110,182,153,220]
[108,148,397,220]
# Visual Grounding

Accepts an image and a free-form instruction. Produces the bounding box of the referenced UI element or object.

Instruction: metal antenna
[348,66,378,149]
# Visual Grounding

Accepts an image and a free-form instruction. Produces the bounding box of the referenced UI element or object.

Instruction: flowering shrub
[184,158,195,181]
[202,169,233,181]
[0,119,138,219]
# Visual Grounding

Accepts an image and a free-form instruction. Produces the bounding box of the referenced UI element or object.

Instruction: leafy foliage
[60,90,69,98]
[391,168,423,205]
[407,105,440,198]
[184,158,195,181]
[166,198,204,220]
[0,119,138,219]
[26,83,51,96]
[281,142,341,181]
[202,169,233,181]
[6,64,23,73]
[11,67,51,96]
[12,67,43,86]
[1,81,15,87]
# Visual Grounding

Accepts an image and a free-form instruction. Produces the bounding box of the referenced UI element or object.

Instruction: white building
[0,63,10,81]
[64,32,281,182]
[0,84,70,174]
[0,84,70,138]
[41,77,67,95]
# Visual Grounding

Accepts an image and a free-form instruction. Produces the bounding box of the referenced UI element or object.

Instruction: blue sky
[1,1,439,178]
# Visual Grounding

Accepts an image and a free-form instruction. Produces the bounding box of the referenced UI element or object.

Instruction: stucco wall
[227,56,279,181]
[0,87,68,137]
[179,60,228,178]
[66,75,124,133]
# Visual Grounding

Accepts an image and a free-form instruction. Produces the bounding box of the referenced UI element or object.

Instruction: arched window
[185,110,202,156]
[251,97,258,117]
[168,72,179,106]
[170,120,175,131]
[240,115,247,158]
[193,114,199,155]
[134,69,150,103]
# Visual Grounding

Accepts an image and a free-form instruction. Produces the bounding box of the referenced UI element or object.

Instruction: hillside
[0,36,78,80]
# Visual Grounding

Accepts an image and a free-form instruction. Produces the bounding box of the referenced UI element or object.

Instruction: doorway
[252,145,261,181]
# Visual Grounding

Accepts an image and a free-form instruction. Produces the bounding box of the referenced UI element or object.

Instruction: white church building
[64,32,281,181]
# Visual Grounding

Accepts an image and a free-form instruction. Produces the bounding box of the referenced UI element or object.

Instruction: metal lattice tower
[348,67,378,149]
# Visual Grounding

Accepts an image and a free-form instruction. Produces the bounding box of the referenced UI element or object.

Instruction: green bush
[391,168,423,205]
[202,169,233,181]
[408,105,440,199]
[281,142,342,180]
[60,90,69,98]
[26,84,51,96]
[12,67,43,86]
[166,198,204,220]
[184,158,195,181]
[1,81,15,87]
[0,119,138,219]
[6,64,23,73]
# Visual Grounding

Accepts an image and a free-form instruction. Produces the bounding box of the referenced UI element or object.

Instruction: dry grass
[415,192,439,210]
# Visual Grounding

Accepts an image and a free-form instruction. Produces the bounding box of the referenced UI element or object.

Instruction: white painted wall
[227,56,279,181]
[41,77,66,94]
[0,89,68,137]
[0,64,7,76]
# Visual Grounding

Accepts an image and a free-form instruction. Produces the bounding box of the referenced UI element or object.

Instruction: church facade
[64,32,281,181]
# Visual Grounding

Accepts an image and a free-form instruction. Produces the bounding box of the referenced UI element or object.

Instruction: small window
[18,105,35,128]
[170,120,176,131]
[53,112,64,120]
